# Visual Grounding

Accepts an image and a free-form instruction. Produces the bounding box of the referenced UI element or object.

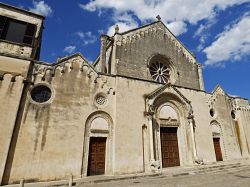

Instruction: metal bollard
[19,179,24,187]
[68,175,73,187]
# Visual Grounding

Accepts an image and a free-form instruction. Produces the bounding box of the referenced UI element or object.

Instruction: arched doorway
[147,91,196,170]
[211,121,224,161]
[82,112,113,177]
[158,105,180,167]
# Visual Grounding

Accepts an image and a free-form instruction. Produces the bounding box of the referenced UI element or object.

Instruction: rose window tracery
[149,61,170,83]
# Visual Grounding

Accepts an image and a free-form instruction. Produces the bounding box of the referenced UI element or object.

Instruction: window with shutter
[0,15,36,45]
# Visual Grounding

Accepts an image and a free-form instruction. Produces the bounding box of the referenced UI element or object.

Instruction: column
[188,118,198,161]
[148,114,155,162]
[100,35,108,73]
[197,64,205,91]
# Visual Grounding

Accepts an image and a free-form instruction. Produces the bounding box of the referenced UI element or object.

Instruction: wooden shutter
[23,23,36,45]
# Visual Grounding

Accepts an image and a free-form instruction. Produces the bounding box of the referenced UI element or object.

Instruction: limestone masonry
[0,2,250,185]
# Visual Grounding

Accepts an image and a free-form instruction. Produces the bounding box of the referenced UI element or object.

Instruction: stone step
[162,161,249,177]
[3,160,250,187]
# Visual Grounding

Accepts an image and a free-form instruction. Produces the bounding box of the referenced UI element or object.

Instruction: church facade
[0,3,250,185]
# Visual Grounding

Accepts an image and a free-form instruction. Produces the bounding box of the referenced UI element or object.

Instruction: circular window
[95,94,107,107]
[231,111,236,119]
[149,61,170,83]
[30,85,52,103]
[210,109,215,117]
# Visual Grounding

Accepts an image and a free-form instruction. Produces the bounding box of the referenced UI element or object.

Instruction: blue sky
[2,0,250,99]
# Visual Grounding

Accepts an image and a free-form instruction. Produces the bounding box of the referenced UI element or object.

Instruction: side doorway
[211,121,224,162]
[87,137,107,176]
[213,138,223,161]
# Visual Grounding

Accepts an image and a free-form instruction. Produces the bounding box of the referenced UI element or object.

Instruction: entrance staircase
[161,159,250,177]
[2,159,250,187]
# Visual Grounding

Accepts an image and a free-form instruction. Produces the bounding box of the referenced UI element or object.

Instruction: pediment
[146,84,191,104]
[145,84,193,118]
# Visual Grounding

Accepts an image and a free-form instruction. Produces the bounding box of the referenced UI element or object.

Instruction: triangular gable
[146,83,191,105]
[145,84,193,118]
[115,20,196,65]
[212,84,227,96]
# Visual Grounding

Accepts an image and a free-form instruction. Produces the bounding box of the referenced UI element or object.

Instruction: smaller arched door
[211,122,223,161]
[83,112,113,177]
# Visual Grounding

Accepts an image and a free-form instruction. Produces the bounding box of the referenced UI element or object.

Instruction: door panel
[213,138,223,161]
[87,137,106,176]
[161,127,180,167]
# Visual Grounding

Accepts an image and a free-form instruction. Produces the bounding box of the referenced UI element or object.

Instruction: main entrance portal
[160,127,180,167]
[87,137,106,176]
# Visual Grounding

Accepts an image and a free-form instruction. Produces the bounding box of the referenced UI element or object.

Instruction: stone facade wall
[2,58,116,183]
[0,56,30,77]
[1,63,250,184]
[0,73,24,184]
[114,22,200,90]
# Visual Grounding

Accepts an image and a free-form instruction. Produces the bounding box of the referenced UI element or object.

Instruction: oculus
[95,94,107,106]
[30,85,52,103]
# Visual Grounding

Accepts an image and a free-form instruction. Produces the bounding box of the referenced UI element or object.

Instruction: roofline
[0,2,45,19]
[34,53,88,66]
[33,52,97,72]
[99,72,249,101]
[117,21,160,35]
[158,21,196,59]
[114,20,196,59]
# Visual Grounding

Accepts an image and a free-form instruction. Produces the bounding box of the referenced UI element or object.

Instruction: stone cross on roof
[156,15,161,21]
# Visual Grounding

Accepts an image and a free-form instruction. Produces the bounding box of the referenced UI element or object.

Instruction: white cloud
[194,18,217,51]
[107,13,139,35]
[203,14,250,66]
[166,21,187,36]
[196,36,206,52]
[107,22,138,36]
[29,1,52,17]
[76,31,97,45]
[64,45,76,54]
[80,0,248,36]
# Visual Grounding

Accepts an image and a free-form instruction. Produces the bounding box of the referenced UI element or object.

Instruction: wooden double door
[87,137,106,176]
[213,138,223,161]
[160,127,180,168]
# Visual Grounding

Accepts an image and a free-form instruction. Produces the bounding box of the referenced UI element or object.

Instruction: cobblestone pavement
[78,167,250,187]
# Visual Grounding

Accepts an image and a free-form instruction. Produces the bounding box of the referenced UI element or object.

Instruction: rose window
[95,95,107,106]
[149,61,170,83]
